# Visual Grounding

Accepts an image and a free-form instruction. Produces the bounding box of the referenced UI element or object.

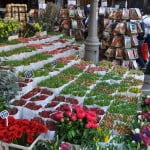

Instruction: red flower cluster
[25,102,42,110]
[30,95,48,101]
[21,88,41,99]
[86,67,106,73]
[57,57,73,63]
[16,37,33,43]
[73,64,88,70]
[11,100,26,106]
[145,98,150,105]
[27,44,45,49]
[0,116,47,144]
[53,104,99,129]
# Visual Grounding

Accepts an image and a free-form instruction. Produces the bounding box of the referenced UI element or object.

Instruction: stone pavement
[142,74,150,96]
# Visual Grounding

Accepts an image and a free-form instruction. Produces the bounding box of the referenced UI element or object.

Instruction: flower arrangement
[53,104,99,145]
[0,116,47,144]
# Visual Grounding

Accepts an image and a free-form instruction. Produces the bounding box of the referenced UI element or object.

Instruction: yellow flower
[104,135,110,142]
[97,127,101,133]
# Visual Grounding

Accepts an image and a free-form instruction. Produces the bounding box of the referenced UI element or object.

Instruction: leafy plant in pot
[54,104,99,147]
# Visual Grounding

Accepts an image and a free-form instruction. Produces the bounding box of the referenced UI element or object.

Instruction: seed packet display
[130,22,138,34]
[104,48,116,58]
[124,36,131,48]
[131,35,138,46]
[60,9,69,18]
[115,48,124,59]
[111,36,123,48]
[122,8,129,20]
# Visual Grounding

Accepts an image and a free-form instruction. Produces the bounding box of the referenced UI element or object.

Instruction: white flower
[138,115,142,120]
[135,128,140,134]
[132,141,136,144]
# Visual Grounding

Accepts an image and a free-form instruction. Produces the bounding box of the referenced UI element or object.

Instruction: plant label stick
[0,110,9,126]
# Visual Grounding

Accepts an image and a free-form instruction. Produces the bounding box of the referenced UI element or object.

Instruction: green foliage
[1,53,52,66]
[0,70,20,104]
[0,19,20,39]
[0,47,35,57]
[38,76,68,88]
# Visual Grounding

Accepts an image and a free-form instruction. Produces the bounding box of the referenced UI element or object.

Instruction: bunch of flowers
[53,104,99,145]
[0,116,47,144]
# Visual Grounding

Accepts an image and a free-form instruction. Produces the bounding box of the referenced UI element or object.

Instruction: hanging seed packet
[122,8,130,20]
[71,19,78,29]
[105,48,116,58]
[114,23,126,34]
[130,22,138,34]
[124,36,131,48]
[116,48,124,59]
[69,9,76,18]
[111,36,123,48]
[131,35,138,46]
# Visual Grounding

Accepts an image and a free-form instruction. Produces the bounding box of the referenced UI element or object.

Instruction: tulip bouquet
[53,104,99,145]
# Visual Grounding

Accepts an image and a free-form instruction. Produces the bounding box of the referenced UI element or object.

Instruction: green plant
[1,53,52,66]
[33,23,43,32]
[0,47,35,57]
[0,70,20,105]
[0,19,20,40]
[39,76,68,88]
[61,83,89,97]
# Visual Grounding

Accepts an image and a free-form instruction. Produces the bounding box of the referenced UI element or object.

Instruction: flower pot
[0,135,41,150]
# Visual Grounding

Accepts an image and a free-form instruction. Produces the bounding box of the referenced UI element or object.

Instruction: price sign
[0,110,9,126]
[51,60,57,66]
[24,70,33,78]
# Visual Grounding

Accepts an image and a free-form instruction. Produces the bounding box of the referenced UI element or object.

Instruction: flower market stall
[0,33,149,150]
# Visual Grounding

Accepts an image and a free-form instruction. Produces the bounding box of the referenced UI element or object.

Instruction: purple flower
[145,98,150,105]
[141,112,150,121]
[60,142,71,150]
[141,133,150,146]
[133,133,142,142]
